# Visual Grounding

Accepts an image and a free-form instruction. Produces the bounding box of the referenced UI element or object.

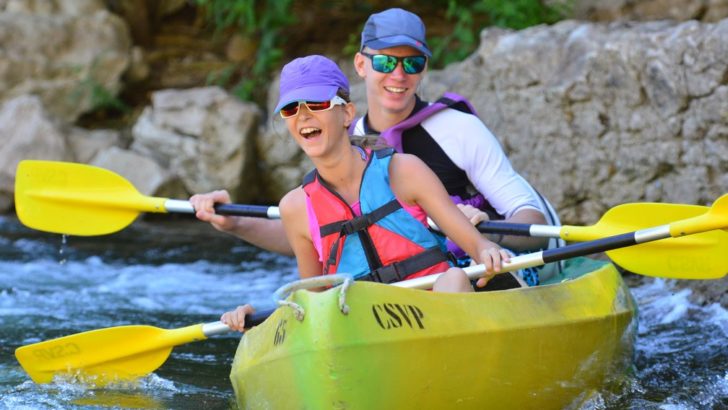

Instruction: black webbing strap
[319,199,402,237]
[358,247,448,284]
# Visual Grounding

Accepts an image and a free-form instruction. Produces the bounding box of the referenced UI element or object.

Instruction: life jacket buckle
[369,263,401,284]
[340,213,373,235]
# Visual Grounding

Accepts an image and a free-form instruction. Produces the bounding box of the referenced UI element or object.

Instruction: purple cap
[274,55,350,113]
[361,8,431,57]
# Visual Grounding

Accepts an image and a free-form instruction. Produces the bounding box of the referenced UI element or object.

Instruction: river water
[0,215,726,409]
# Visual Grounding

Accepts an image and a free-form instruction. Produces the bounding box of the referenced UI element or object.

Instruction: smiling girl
[221,55,509,331]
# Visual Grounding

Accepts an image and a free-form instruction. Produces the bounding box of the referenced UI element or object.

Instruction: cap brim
[363,35,432,57]
[274,85,339,113]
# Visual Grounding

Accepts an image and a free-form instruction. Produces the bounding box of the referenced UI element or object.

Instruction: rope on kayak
[277,299,306,321]
[338,276,353,315]
[273,274,354,321]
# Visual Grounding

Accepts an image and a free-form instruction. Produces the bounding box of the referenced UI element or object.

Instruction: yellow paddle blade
[15,323,207,386]
[607,228,727,279]
[561,202,709,241]
[670,193,728,236]
[15,160,167,236]
[562,202,728,279]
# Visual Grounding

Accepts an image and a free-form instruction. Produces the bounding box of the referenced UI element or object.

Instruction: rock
[125,46,150,84]
[130,87,261,201]
[0,6,131,122]
[0,96,71,211]
[443,19,728,224]
[573,0,725,22]
[675,276,728,308]
[90,146,185,199]
[67,128,121,163]
[4,0,106,15]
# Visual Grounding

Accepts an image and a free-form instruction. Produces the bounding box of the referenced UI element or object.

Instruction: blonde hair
[337,88,351,102]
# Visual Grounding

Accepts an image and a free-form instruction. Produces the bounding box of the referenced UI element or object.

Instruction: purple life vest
[356,92,479,153]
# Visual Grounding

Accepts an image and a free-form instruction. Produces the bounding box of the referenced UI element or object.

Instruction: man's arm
[458,204,548,251]
[494,208,548,251]
[423,110,550,251]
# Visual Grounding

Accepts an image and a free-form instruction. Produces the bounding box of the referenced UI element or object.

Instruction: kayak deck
[231,259,637,409]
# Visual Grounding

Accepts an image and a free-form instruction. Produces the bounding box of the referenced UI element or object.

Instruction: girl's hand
[221,304,256,332]
[189,190,237,231]
[475,245,511,288]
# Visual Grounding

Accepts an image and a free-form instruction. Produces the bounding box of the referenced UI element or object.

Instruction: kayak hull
[230,261,637,409]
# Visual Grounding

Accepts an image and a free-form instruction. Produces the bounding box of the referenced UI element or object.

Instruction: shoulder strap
[302,169,317,187]
[380,92,478,152]
[373,147,395,159]
[436,92,478,116]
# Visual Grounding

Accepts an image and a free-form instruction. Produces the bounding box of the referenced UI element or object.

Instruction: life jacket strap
[323,235,342,275]
[358,247,448,284]
[320,199,402,237]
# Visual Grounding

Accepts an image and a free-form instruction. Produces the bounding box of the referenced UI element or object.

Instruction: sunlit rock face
[435,19,728,224]
[130,87,261,201]
[0,0,131,122]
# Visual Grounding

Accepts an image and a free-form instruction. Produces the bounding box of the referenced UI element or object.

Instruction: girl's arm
[279,187,323,279]
[389,154,510,279]
[220,187,321,333]
[190,190,294,256]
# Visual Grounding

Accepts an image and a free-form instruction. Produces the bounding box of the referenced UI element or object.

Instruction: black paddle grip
[476,221,532,236]
[214,204,272,218]
[246,308,276,328]
[542,232,637,263]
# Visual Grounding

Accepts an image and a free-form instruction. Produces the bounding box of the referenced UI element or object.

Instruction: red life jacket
[302,148,451,283]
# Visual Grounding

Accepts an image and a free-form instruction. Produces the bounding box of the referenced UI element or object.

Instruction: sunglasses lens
[280,99,341,118]
[403,56,426,74]
[306,100,332,111]
[366,53,426,74]
[371,55,397,73]
[280,102,300,118]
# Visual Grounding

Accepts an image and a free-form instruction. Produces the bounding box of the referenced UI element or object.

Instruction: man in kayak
[221,55,510,331]
[191,8,561,285]
[349,8,562,285]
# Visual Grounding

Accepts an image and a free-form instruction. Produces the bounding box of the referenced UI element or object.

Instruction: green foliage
[343,31,364,58]
[84,82,130,113]
[195,0,296,102]
[480,0,570,29]
[193,1,571,100]
[429,0,571,68]
[70,64,130,115]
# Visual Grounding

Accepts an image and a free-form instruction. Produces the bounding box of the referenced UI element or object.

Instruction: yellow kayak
[230,259,637,409]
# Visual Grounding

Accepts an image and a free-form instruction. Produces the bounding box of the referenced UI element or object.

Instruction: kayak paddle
[474,202,727,279]
[14,160,277,237]
[14,160,726,279]
[15,194,727,386]
[14,308,273,386]
[15,159,704,236]
[399,192,728,289]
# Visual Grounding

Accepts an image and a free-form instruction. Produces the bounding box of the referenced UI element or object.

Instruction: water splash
[599,278,728,409]
[58,234,67,265]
